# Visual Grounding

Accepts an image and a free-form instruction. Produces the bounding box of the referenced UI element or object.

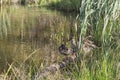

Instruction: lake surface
[0,5,76,73]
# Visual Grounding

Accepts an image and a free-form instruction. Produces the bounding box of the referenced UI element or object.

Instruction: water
[0,5,76,73]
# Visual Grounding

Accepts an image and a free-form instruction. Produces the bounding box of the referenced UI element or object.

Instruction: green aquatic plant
[80,0,119,42]
[0,8,11,39]
[69,0,120,80]
[0,0,120,80]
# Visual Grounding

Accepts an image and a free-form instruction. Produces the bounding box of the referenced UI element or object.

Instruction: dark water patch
[47,0,81,13]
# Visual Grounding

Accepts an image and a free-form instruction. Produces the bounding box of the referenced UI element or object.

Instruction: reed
[0,0,120,80]
[69,0,120,80]
[0,7,11,39]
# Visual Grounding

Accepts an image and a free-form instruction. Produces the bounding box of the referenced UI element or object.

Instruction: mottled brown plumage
[59,44,70,55]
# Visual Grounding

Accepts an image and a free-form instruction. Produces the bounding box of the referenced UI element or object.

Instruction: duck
[59,44,73,55]
[59,44,68,55]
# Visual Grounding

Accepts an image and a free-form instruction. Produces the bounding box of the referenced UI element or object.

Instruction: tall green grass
[68,0,120,80]
[0,7,11,39]
[0,0,120,80]
[78,0,119,45]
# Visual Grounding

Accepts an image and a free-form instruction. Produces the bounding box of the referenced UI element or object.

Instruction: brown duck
[59,44,74,55]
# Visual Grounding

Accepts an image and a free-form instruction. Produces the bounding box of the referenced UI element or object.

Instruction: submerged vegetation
[0,0,120,80]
